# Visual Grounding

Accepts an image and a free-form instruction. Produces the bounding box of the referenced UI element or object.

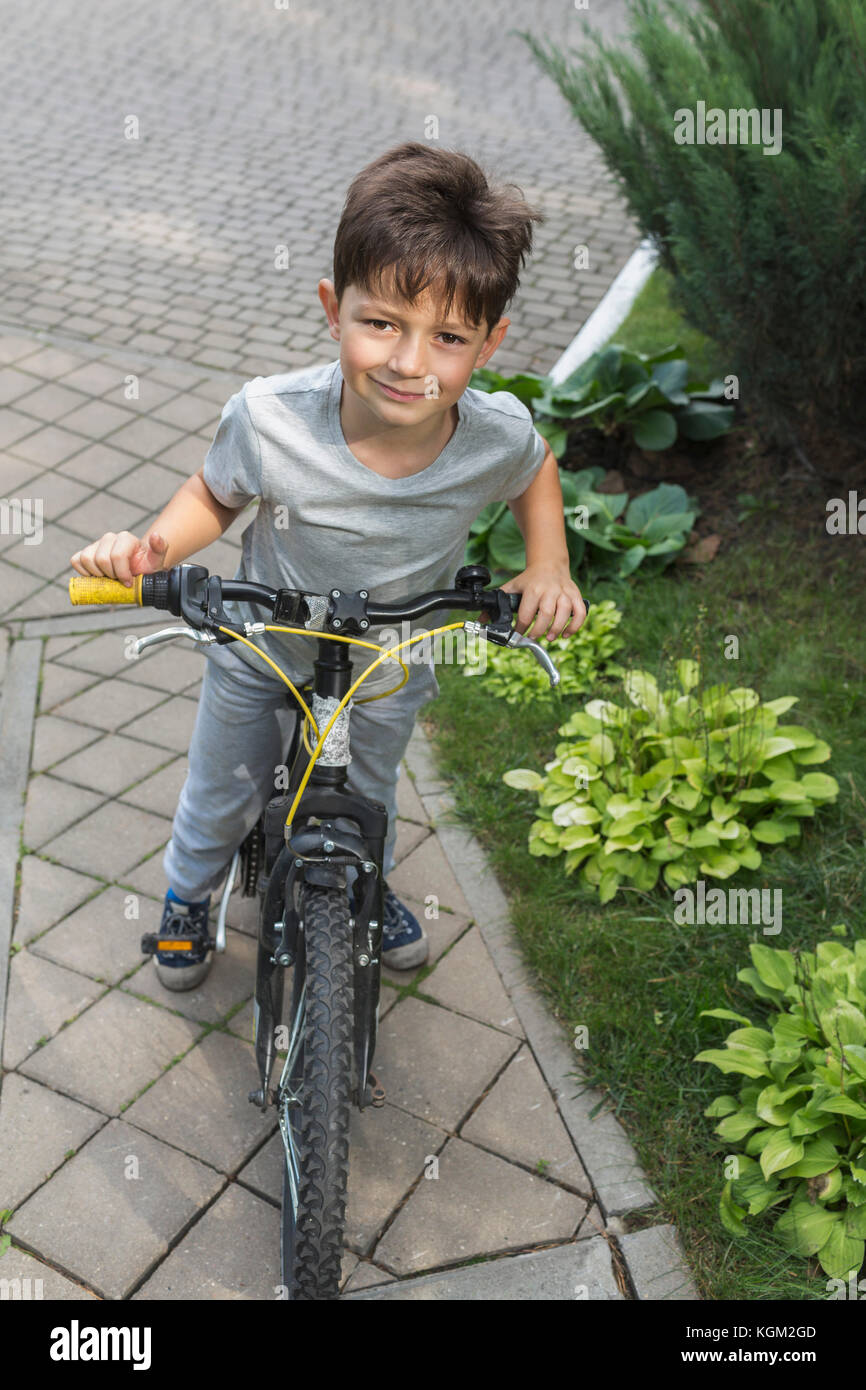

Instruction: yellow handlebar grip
[68,574,143,606]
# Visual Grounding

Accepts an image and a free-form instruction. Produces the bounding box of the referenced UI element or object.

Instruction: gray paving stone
[13,855,103,944]
[375,996,518,1131]
[345,1102,449,1255]
[344,1235,623,1300]
[48,799,170,879]
[0,1246,100,1299]
[618,1225,701,1301]
[461,1045,592,1196]
[56,629,145,675]
[236,1129,283,1203]
[12,425,88,468]
[30,711,102,773]
[2,948,105,1069]
[115,641,206,693]
[13,382,91,422]
[396,766,428,824]
[0,559,46,616]
[422,926,525,1037]
[107,460,187,511]
[119,756,187,818]
[7,1118,222,1299]
[55,441,138,488]
[19,987,201,1114]
[392,818,429,866]
[342,1260,396,1292]
[132,1183,282,1300]
[52,674,165,731]
[123,694,198,752]
[122,1028,274,1171]
[0,452,43,494]
[3,522,91,581]
[126,926,256,1026]
[30,884,150,985]
[120,849,171,901]
[52,731,172,797]
[36,664,101,716]
[0,1072,105,1211]
[386,830,473,918]
[371,1137,586,1277]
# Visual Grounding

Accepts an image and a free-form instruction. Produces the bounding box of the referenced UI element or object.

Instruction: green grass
[423,521,865,1301]
[608,266,729,384]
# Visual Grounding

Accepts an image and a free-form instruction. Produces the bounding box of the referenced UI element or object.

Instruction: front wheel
[279,882,353,1300]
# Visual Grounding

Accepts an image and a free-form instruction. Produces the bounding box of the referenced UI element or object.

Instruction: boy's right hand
[69,530,170,587]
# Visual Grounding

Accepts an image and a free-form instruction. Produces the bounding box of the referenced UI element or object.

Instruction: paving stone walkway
[0,1,700,1300]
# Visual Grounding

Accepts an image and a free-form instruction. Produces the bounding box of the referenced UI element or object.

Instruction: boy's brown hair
[332,141,544,336]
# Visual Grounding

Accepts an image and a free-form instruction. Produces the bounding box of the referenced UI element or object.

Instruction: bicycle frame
[251,628,391,1119]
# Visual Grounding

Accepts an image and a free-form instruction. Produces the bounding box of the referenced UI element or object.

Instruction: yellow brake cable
[216,620,467,831]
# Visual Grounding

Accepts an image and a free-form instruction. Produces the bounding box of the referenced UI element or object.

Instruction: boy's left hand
[499,563,586,642]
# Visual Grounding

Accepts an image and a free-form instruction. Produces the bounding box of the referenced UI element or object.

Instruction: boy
[70,141,586,990]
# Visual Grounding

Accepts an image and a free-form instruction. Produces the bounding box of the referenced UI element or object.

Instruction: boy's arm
[148,466,249,568]
[502,444,586,640]
[506,445,570,568]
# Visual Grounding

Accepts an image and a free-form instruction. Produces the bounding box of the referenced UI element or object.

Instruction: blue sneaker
[349,876,428,970]
[152,889,214,992]
[382,883,429,970]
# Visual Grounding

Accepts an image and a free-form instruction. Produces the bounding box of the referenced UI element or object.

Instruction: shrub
[502,659,839,903]
[463,597,624,703]
[696,935,866,1280]
[471,342,734,459]
[466,468,699,581]
[516,0,866,448]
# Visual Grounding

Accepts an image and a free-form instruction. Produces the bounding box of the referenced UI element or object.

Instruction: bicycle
[68,561,582,1299]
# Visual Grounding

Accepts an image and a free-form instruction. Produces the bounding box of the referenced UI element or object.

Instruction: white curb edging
[548,237,659,385]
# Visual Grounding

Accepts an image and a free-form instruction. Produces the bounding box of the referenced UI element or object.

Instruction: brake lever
[132,627,216,657]
[462,620,561,688]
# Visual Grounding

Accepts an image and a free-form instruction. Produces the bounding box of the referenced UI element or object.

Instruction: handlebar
[68,562,589,688]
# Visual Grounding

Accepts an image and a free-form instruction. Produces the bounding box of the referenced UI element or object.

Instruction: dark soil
[559,404,866,562]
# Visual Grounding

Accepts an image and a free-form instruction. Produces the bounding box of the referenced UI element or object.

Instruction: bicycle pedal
[365,1071,386,1107]
[140,932,216,956]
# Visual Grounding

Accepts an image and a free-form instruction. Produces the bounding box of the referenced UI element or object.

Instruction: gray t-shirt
[201,358,546,695]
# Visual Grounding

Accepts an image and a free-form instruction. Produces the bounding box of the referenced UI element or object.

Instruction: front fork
[249,807,387,1115]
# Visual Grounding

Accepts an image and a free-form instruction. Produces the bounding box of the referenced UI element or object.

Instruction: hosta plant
[466,468,699,581]
[696,936,866,1280]
[462,598,624,704]
[502,660,838,903]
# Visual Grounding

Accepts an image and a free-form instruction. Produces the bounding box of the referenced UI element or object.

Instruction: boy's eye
[363,319,466,346]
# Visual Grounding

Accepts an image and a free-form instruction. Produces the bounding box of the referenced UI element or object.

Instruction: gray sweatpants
[162,638,439,903]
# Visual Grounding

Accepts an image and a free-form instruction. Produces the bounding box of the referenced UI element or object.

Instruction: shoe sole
[382,933,429,971]
[153,955,214,992]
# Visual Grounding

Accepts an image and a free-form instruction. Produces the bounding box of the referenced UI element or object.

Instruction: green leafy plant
[466,467,699,581]
[696,936,866,1280]
[462,597,624,703]
[471,343,733,459]
[502,660,839,903]
[532,343,733,456]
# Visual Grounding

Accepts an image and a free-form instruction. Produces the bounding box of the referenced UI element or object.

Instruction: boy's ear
[473,317,510,370]
[318,279,340,338]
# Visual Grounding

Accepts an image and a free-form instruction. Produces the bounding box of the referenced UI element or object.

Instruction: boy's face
[318,274,509,425]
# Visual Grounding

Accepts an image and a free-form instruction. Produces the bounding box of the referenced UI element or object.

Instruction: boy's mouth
[371,377,424,401]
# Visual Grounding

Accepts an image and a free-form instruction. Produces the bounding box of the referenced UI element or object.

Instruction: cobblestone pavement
[0,0,640,379]
[0,4,697,1302]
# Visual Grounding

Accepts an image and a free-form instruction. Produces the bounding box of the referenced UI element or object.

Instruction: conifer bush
[517,0,866,448]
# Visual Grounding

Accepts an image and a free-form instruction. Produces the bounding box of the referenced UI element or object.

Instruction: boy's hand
[69,530,170,587]
[499,563,586,642]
